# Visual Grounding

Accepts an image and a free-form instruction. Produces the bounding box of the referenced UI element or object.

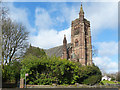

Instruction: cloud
[35,8,53,30]
[30,7,71,49]
[85,2,118,33]
[7,2,118,43]
[93,41,118,73]
[58,2,118,39]
[29,28,71,49]
[93,56,118,73]
[30,2,117,49]
[7,3,36,33]
[34,2,118,39]
[94,41,118,57]
[58,4,78,24]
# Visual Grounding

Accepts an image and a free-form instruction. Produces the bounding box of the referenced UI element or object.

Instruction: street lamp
[25,73,28,88]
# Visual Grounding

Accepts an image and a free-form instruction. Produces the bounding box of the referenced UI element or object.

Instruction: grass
[118,82,120,84]
[100,80,120,85]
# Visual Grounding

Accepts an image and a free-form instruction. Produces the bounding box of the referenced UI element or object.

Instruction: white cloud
[59,2,118,38]
[39,2,118,40]
[93,56,118,73]
[59,4,78,24]
[7,3,118,48]
[94,41,118,57]
[30,7,72,49]
[29,28,71,49]
[93,41,118,73]
[7,3,35,33]
[84,2,118,35]
[35,8,53,30]
[30,2,118,49]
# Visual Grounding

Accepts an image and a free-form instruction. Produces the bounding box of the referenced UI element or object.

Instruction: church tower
[63,34,68,59]
[79,4,84,22]
[71,4,92,66]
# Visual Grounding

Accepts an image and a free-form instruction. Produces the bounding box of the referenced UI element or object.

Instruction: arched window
[75,39,78,47]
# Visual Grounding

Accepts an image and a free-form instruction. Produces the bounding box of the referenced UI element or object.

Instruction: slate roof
[45,43,71,57]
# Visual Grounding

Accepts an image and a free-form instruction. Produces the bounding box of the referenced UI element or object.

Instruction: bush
[2,60,21,83]
[21,55,81,85]
[20,46,102,85]
[82,75,102,85]
[111,77,115,81]
[21,53,102,85]
[76,65,102,85]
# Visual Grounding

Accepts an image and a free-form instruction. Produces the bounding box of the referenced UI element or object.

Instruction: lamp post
[25,73,28,88]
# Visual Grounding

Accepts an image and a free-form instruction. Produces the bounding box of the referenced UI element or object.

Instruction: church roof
[45,43,71,57]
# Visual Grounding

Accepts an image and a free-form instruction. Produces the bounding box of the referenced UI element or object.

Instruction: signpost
[25,73,28,88]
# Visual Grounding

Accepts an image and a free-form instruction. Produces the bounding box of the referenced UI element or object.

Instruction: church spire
[79,3,84,21]
[80,3,84,14]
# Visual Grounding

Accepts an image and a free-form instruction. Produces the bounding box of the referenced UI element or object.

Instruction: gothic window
[75,39,78,47]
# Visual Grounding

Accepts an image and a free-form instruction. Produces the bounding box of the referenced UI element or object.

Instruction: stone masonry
[62,4,92,66]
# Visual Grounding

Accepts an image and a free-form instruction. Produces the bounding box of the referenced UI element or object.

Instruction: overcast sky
[5,1,118,74]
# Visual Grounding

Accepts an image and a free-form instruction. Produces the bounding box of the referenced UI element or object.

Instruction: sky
[5,1,118,74]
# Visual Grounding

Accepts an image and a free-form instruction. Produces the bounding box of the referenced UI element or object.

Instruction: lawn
[100,80,120,85]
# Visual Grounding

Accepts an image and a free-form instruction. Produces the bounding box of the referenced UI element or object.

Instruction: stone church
[45,4,92,66]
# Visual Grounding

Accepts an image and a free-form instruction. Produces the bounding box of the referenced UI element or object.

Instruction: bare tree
[92,45,98,57]
[1,3,29,67]
[2,18,28,65]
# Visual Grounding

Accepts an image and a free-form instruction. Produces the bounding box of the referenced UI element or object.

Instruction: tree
[1,4,29,67]
[1,3,28,86]
[116,71,120,81]
[105,73,116,81]
[92,45,98,57]
[2,19,29,65]
[23,45,46,58]
[0,2,2,66]
[2,60,22,83]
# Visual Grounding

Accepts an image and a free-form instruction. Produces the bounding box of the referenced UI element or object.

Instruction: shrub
[82,75,102,85]
[21,54,102,85]
[2,60,21,83]
[21,55,81,85]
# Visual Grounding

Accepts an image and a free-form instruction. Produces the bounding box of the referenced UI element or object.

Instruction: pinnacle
[64,34,66,38]
[80,3,84,14]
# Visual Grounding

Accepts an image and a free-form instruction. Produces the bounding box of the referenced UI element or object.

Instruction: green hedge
[82,75,102,85]
[21,54,102,85]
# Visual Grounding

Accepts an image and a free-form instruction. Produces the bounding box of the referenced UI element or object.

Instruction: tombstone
[20,78,24,88]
